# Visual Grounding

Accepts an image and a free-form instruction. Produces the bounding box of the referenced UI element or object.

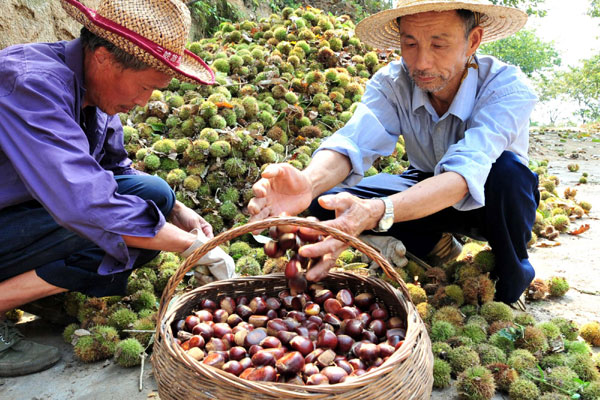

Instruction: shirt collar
[410,60,479,122]
[65,38,87,101]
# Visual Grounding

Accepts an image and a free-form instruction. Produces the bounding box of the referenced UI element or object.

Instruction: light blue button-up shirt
[316,55,537,211]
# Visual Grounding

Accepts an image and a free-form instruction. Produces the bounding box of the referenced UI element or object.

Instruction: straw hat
[355,0,528,50]
[61,0,214,85]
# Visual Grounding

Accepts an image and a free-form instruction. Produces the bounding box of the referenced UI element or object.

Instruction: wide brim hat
[356,0,528,50]
[61,0,214,85]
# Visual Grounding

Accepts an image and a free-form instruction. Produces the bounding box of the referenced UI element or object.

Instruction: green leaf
[149,123,166,133]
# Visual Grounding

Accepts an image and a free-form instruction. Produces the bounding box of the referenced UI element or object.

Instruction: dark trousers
[0,175,175,297]
[310,151,540,303]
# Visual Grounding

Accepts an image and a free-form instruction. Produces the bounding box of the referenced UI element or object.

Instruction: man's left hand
[299,192,384,281]
[169,201,213,239]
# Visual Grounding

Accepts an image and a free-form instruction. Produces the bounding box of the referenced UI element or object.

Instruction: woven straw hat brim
[61,0,214,85]
[356,1,527,50]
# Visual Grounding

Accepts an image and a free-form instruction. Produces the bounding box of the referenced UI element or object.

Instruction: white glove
[359,234,408,270]
[181,229,236,281]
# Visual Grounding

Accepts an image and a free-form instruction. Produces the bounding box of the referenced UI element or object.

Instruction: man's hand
[169,201,213,238]
[248,163,313,222]
[299,192,385,281]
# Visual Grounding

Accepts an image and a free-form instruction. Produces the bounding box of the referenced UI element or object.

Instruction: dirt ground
[1,128,599,400]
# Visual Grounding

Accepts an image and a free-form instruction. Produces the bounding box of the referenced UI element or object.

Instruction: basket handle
[158,216,411,322]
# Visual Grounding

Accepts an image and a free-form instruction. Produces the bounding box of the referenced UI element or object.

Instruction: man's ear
[467,25,484,57]
[92,46,112,66]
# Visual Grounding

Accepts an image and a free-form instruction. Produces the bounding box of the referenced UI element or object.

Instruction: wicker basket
[153,217,433,399]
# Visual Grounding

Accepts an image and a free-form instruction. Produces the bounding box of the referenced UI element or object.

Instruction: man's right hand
[248,163,313,221]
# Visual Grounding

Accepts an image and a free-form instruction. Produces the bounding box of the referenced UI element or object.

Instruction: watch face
[380,215,394,230]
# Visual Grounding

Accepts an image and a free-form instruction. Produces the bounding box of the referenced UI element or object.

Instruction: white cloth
[181,229,236,280]
[359,234,408,269]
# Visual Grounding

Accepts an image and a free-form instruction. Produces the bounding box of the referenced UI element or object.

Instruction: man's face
[399,11,477,96]
[86,49,172,115]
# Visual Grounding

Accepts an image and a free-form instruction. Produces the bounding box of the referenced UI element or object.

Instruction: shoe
[0,320,61,377]
[427,233,463,266]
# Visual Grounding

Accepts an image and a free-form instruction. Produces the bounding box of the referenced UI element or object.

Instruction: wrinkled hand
[248,163,313,223]
[170,201,213,239]
[299,192,381,282]
[181,229,235,280]
[358,234,408,271]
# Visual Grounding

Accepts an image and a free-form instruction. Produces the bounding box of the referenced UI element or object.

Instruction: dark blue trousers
[310,151,540,303]
[0,175,175,297]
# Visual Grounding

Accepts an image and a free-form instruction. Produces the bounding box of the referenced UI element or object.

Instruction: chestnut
[336,334,355,354]
[212,322,232,339]
[249,297,268,315]
[386,316,404,329]
[213,309,229,323]
[302,362,319,377]
[192,323,214,341]
[259,336,282,349]
[244,329,268,347]
[248,344,263,357]
[304,348,324,364]
[316,349,336,369]
[247,366,277,382]
[188,335,205,349]
[194,309,213,322]
[239,367,255,380]
[336,359,353,375]
[205,338,228,352]
[343,319,364,339]
[371,307,389,321]
[279,232,299,251]
[265,297,281,311]
[288,276,308,295]
[200,299,217,311]
[184,315,200,331]
[357,342,379,363]
[354,293,375,310]
[378,342,396,358]
[289,335,314,356]
[222,360,244,376]
[276,351,305,375]
[338,306,359,320]
[248,315,269,328]
[239,357,253,370]
[323,298,342,315]
[285,258,303,281]
[314,289,334,305]
[251,350,276,367]
[226,313,243,327]
[316,330,338,350]
[266,319,287,336]
[321,366,348,384]
[369,319,386,338]
[235,304,253,320]
[264,240,282,258]
[276,330,298,345]
[336,289,354,307]
[306,373,329,385]
[228,346,247,361]
[262,347,285,360]
[219,297,236,315]
[186,347,205,361]
[202,352,226,369]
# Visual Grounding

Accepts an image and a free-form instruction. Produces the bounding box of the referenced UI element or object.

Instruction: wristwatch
[372,197,394,233]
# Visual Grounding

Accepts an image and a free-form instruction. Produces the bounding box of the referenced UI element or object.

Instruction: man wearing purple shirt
[0,0,229,376]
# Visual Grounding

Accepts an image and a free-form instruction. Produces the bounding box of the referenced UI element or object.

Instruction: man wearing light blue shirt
[249,0,539,305]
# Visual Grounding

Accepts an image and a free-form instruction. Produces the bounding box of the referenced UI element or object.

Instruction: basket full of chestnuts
[152,216,433,399]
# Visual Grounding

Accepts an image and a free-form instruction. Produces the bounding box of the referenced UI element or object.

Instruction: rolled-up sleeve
[0,72,163,272]
[315,67,402,186]
[435,85,537,210]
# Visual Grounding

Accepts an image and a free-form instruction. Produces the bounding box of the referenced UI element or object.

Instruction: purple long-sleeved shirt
[0,38,165,275]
